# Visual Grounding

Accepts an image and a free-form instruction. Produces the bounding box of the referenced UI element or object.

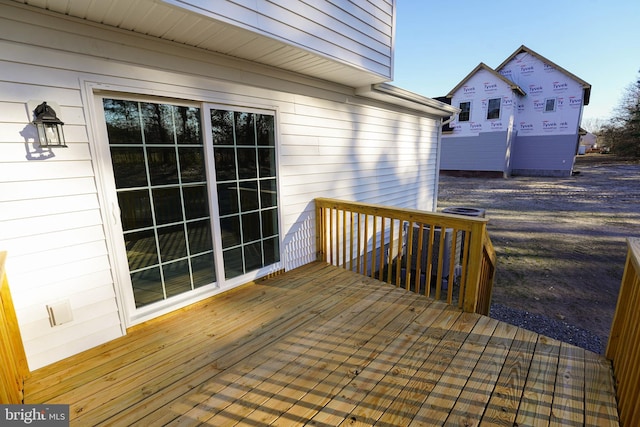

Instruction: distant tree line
[597,70,640,157]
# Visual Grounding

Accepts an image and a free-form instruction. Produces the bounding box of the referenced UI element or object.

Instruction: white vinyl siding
[0,53,124,368]
[279,97,439,268]
[0,3,439,369]
[164,0,395,78]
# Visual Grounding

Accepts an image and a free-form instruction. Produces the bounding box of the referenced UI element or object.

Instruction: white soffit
[11,0,390,87]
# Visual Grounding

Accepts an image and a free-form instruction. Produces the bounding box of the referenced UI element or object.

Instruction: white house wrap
[441,46,591,177]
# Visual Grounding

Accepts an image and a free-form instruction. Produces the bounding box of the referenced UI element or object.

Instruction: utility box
[442,206,486,266]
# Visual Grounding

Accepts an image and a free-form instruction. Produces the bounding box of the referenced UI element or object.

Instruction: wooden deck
[24,262,619,426]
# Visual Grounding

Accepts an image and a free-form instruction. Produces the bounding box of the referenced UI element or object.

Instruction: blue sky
[392,1,640,130]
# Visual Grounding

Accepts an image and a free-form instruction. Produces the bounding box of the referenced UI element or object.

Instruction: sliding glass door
[104,99,216,308]
[100,97,280,317]
[210,109,280,279]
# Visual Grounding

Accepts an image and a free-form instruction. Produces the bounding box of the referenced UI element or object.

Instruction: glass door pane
[104,99,216,308]
[210,109,280,279]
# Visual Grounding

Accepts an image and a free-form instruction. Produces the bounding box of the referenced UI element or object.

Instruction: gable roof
[496,45,591,105]
[446,63,526,98]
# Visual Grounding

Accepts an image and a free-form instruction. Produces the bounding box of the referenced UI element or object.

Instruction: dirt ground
[437,154,640,350]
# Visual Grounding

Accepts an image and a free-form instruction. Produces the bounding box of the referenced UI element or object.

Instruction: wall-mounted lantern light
[32,101,67,147]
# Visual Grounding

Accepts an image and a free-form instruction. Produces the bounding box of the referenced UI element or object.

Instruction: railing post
[0,252,30,403]
[605,238,640,427]
[463,222,486,313]
[477,233,497,315]
[606,248,633,360]
[607,238,640,360]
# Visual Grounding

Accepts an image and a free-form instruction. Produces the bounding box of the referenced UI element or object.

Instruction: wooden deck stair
[23,262,619,426]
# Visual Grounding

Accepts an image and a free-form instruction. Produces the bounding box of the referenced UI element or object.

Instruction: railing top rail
[315,197,489,231]
[484,233,496,263]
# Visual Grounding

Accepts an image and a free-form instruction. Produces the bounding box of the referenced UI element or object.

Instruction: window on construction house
[458,101,471,121]
[545,98,556,112]
[486,98,501,120]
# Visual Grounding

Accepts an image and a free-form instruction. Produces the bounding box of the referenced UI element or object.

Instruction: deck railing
[607,237,640,427]
[0,252,30,403]
[315,198,496,315]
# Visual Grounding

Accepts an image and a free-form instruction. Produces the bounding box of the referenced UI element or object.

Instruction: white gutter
[441,114,457,126]
[355,83,459,119]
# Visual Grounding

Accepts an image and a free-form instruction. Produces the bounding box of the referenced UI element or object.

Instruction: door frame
[82,79,283,328]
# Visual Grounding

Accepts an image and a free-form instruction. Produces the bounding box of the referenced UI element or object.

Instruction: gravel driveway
[437,154,640,354]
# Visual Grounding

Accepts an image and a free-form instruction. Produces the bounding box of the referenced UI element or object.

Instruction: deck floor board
[24,262,619,426]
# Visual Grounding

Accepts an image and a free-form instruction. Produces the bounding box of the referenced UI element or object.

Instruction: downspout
[441,113,457,127]
[433,114,452,212]
[433,120,443,212]
[434,112,457,211]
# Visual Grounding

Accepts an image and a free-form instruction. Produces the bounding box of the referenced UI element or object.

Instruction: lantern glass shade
[32,102,67,147]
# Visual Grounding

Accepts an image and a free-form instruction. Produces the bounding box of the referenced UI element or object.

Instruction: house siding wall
[440,132,510,173]
[0,4,438,369]
[442,69,517,175]
[442,50,586,177]
[165,0,395,79]
[510,134,579,177]
[499,51,584,176]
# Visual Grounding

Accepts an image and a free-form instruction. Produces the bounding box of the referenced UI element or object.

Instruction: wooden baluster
[362,213,368,276]
[371,216,378,279]
[425,226,435,297]
[341,210,346,269]
[378,217,386,281]
[315,205,323,261]
[415,224,424,295]
[446,229,458,305]
[387,218,395,284]
[394,219,403,287]
[435,226,445,301]
[458,231,471,309]
[405,221,414,292]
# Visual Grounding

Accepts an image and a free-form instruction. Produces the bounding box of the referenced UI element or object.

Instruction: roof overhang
[10,0,390,88]
[356,83,460,118]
